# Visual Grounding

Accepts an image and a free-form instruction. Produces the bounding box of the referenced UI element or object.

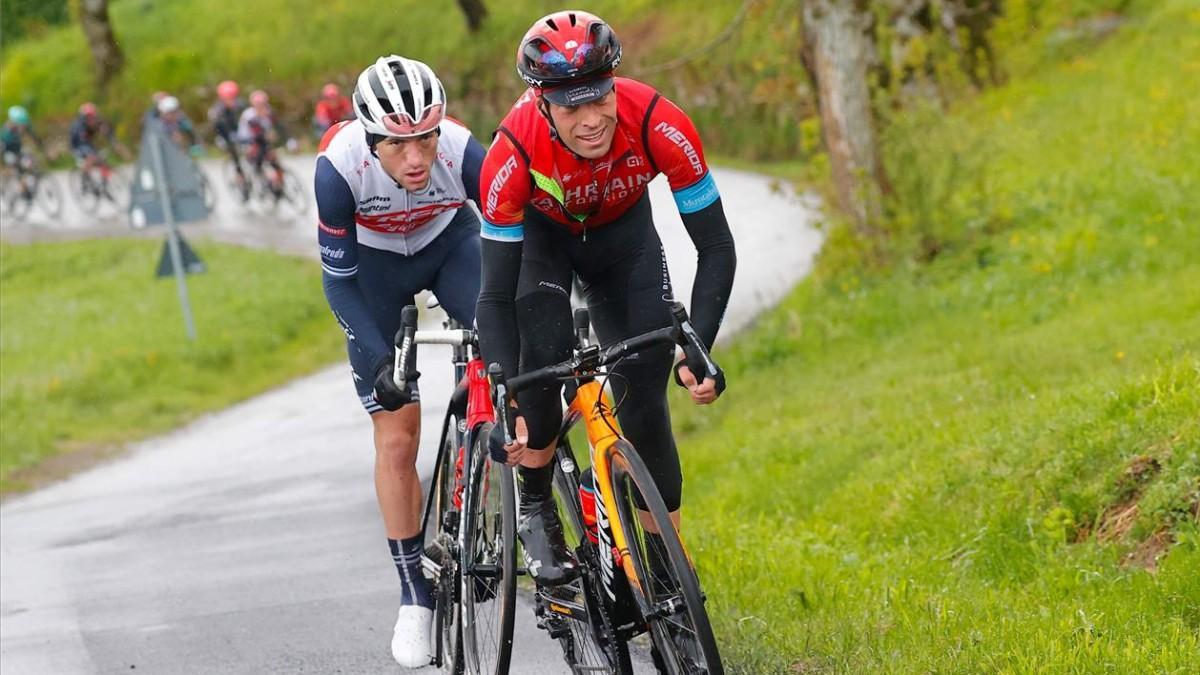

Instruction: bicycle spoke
[609,447,723,675]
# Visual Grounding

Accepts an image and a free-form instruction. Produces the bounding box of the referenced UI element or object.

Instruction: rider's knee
[375,419,419,470]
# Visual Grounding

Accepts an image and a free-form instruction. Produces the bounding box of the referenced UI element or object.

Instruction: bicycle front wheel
[2,174,32,221]
[459,422,516,675]
[69,168,100,213]
[551,436,633,674]
[607,440,723,675]
[275,167,309,220]
[102,167,130,212]
[34,173,63,219]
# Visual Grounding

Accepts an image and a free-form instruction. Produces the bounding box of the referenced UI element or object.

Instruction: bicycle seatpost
[393,305,419,389]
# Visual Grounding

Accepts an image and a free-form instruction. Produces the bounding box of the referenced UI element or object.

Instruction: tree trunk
[456,0,488,33]
[78,0,124,90]
[802,0,888,234]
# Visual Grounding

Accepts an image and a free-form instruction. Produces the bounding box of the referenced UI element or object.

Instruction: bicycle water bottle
[579,468,600,544]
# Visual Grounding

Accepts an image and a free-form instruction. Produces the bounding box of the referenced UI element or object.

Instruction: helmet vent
[545,17,558,31]
[568,12,577,26]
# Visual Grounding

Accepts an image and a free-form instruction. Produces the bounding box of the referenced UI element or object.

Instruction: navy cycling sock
[389,536,434,609]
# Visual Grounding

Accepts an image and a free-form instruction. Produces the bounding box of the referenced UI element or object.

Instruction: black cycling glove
[372,357,420,411]
[672,346,727,397]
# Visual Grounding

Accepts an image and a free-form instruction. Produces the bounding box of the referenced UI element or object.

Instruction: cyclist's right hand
[372,358,420,411]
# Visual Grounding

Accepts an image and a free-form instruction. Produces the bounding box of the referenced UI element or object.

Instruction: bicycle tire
[196,166,216,212]
[69,168,100,213]
[607,439,723,675]
[277,168,309,218]
[459,421,516,675]
[222,159,251,205]
[2,174,33,221]
[35,173,63,219]
[550,436,634,674]
[427,410,464,675]
[102,167,130,212]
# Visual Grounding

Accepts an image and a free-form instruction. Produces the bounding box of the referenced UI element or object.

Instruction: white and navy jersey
[315,118,484,278]
[236,106,279,143]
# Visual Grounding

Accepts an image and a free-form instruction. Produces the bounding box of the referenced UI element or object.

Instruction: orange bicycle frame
[568,378,645,589]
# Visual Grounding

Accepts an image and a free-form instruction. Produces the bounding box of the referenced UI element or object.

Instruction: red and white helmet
[353,55,446,138]
[217,80,239,101]
[517,10,622,105]
[249,90,270,107]
[322,83,340,99]
[79,102,99,117]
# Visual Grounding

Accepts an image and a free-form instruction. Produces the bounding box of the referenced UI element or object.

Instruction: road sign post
[129,123,211,341]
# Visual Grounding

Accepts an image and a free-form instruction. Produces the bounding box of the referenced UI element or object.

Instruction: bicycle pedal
[535,614,572,639]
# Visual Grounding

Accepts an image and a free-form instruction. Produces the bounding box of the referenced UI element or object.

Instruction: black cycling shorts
[515,192,684,511]
[347,208,481,412]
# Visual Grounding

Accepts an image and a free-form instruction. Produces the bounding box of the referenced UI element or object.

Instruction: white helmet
[353,55,446,139]
[157,95,181,114]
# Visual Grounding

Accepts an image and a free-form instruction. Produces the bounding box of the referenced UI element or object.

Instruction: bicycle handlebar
[391,305,477,389]
[490,301,722,417]
[392,305,419,390]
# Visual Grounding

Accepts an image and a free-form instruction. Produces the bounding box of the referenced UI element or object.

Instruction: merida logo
[654,121,703,176]
[488,156,519,214]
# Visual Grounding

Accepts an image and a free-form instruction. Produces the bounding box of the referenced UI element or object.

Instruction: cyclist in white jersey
[314,55,486,668]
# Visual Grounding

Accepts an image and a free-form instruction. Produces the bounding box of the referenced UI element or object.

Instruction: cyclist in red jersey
[476,10,736,586]
[312,82,353,138]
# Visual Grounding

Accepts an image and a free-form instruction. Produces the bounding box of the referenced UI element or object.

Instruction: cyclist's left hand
[676,364,720,405]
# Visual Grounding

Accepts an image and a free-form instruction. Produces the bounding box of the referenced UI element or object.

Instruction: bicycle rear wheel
[459,422,516,675]
[607,440,723,675]
[275,167,309,219]
[426,410,465,674]
[550,435,633,674]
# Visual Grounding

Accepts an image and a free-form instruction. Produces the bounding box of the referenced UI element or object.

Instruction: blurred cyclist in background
[238,89,291,192]
[209,80,248,198]
[312,83,353,139]
[69,102,128,170]
[142,91,169,128]
[156,96,203,157]
[3,105,54,196]
[3,106,50,166]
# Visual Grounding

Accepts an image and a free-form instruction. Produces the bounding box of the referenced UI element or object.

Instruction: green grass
[671,2,1200,672]
[0,238,343,494]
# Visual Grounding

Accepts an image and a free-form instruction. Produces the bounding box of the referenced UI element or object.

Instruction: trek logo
[320,244,346,260]
[318,221,347,237]
[487,156,519,214]
[654,121,703,176]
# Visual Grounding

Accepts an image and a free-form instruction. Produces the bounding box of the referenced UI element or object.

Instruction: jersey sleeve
[315,156,359,277]
[478,129,532,242]
[462,135,486,207]
[315,154,392,369]
[644,95,721,215]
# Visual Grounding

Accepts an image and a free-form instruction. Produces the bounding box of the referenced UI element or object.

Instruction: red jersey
[314,96,353,127]
[479,77,720,239]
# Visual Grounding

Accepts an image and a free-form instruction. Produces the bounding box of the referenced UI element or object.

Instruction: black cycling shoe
[517,496,579,586]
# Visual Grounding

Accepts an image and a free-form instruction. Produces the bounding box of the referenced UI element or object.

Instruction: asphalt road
[0,157,822,674]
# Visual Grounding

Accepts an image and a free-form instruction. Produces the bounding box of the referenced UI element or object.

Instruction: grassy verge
[673,2,1199,672]
[0,238,343,495]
